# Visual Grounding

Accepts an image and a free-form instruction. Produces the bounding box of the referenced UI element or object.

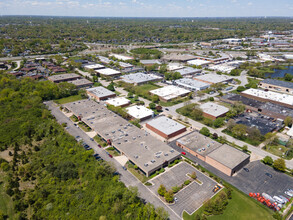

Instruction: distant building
[97,56,111,64]
[48,73,81,83]
[68,79,93,88]
[176,131,250,176]
[95,68,121,78]
[150,85,190,102]
[146,116,186,139]
[174,78,210,91]
[200,102,230,120]
[126,105,154,121]
[167,63,185,71]
[140,60,162,66]
[119,62,134,70]
[84,64,105,71]
[194,73,233,85]
[121,72,163,85]
[187,59,211,67]
[259,78,293,94]
[86,86,116,101]
[173,67,202,77]
[110,54,134,61]
[106,97,131,107]
[162,54,197,62]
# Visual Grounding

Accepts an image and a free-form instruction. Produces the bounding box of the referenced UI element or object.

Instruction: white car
[285,191,293,197]
[174,197,178,203]
[273,196,285,204]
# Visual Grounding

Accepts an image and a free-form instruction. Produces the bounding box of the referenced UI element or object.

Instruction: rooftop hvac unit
[156,155,160,158]
[134,155,138,159]
[132,137,136,140]
[164,153,168,156]
[170,149,174,153]
[145,146,148,149]
[151,159,155,163]
[124,139,127,142]
[202,148,205,151]
[144,163,148,167]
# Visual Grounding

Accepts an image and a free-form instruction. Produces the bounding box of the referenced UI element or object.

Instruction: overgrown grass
[0,172,16,219]
[263,144,293,160]
[55,94,84,104]
[78,122,92,132]
[93,135,108,147]
[126,162,149,183]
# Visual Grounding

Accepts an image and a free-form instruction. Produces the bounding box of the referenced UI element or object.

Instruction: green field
[264,145,293,160]
[183,188,274,220]
[55,94,84,104]
[0,172,17,219]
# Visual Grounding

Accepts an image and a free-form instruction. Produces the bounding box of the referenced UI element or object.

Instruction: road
[45,101,181,220]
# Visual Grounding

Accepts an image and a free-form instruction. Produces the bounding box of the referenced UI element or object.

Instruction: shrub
[164,190,174,203]
[184,180,191,185]
[158,184,166,196]
[262,156,273,165]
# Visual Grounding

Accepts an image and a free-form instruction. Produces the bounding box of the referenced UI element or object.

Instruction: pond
[265,66,293,78]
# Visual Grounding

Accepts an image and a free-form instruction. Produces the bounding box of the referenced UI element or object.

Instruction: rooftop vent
[134,155,138,159]
[151,159,155,163]
[164,153,169,156]
[144,163,148,167]
[156,155,160,158]
[170,149,174,153]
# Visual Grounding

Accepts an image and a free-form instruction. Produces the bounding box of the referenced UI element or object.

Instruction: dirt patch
[0,150,13,162]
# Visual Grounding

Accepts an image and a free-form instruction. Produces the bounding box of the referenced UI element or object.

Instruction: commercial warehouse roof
[242,88,293,106]
[68,79,93,87]
[140,60,162,65]
[194,73,233,84]
[106,97,130,107]
[261,78,293,89]
[150,85,190,101]
[110,54,134,61]
[96,68,121,76]
[200,102,230,118]
[84,64,105,70]
[126,105,154,120]
[177,131,222,156]
[162,54,197,62]
[119,62,133,68]
[97,56,111,64]
[86,86,115,98]
[175,78,210,91]
[187,59,211,66]
[167,63,185,71]
[146,116,186,136]
[174,67,202,76]
[48,73,80,82]
[121,72,162,84]
[207,144,250,169]
[63,100,180,174]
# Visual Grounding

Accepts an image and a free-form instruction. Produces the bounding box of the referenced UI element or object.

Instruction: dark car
[98,144,102,148]
[265,173,272,178]
[165,108,169,111]
[243,168,249,172]
[90,138,94,141]
[93,154,99,157]
[108,154,113,158]
[122,166,127,171]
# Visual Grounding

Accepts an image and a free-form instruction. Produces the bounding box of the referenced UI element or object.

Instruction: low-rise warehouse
[241,88,293,109]
[140,60,162,66]
[200,102,230,120]
[173,67,202,77]
[187,59,211,67]
[63,100,180,177]
[194,73,233,84]
[84,64,105,71]
[259,78,293,94]
[126,105,154,121]
[106,97,131,107]
[205,144,250,176]
[121,72,163,85]
[167,63,185,71]
[146,116,186,139]
[96,68,121,78]
[176,131,250,176]
[68,79,93,88]
[86,86,116,101]
[162,54,197,62]
[110,54,134,61]
[150,85,190,102]
[48,73,81,83]
[175,78,210,91]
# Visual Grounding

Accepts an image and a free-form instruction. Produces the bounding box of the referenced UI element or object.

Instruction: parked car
[174,197,178,203]
[90,138,94,141]
[93,154,99,157]
[108,154,113,158]
[265,173,272,178]
[285,191,293,197]
[279,195,289,203]
[181,152,186,155]
[213,184,221,193]
[273,196,285,204]
[122,166,127,171]
[243,168,249,172]
[165,108,169,111]
[98,144,102,148]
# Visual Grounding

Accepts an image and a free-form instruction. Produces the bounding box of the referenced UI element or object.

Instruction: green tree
[213,118,224,128]
[231,124,247,139]
[107,82,115,91]
[158,184,167,196]
[263,156,274,165]
[200,127,210,136]
[242,145,248,152]
[284,116,292,127]
[149,103,156,109]
[284,73,293,81]
[273,158,286,172]
[152,95,160,103]
[164,190,174,203]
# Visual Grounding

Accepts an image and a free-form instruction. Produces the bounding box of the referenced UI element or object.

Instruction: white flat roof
[174,67,202,76]
[96,68,121,76]
[150,85,190,101]
[126,105,154,120]
[147,116,186,135]
[106,97,130,107]
[167,63,185,71]
[119,62,133,68]
[175,78,210,91]
[187,59,211,66]
[110,54,134,61]
[84,64,105,69]
[242,88,293,106]
[209,65,235,73]
[86,86,115,98]
[200,102,230,117]
[122,72,162,84]
[194,73,233,84]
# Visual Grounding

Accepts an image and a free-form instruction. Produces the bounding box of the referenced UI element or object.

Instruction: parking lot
[168,139,293,202]
[148,162,219,216]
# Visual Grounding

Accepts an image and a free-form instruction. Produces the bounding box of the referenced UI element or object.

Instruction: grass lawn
[0,172,17,219]
[55,94,84,104]
[106,147,120,157]
[183,188,274,220]
[78,122,92,132]
[93,135,108,147]
[126,162,149,183]
[264,145,293,160]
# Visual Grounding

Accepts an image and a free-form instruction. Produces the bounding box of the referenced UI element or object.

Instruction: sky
[0,0,293,17]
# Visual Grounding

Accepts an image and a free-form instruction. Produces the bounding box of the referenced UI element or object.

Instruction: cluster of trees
[157,185,174,203]
[262,156,287,172]
[203,190,231,216]
[164,72,182,81]
[130,48,163,59]
[0,73,168,219]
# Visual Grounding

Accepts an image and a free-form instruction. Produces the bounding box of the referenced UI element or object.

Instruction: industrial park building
[63,100,181,177]
[259,79,293,94]
[86,87,116,101]
[68,79,93,88]
[48,73,81,83]
[176,131,250,176]
[121,72,163,85]
[194,73,233,85]
[126,105,154,121]
[174,78,210,91]
[150,85,190,102]
[200,102,230,120]
[146,116,186,139]
[106,97,131,107]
